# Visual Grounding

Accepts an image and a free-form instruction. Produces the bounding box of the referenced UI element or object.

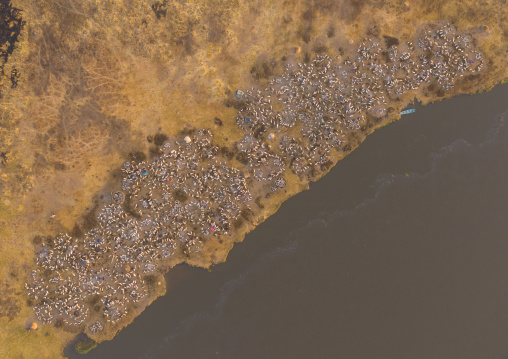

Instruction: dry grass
[0,0,506,357]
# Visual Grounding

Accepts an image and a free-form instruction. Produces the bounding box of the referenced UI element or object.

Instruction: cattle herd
[26,22,484,334]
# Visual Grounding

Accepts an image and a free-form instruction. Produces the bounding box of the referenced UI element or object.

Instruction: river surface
[68,83,508,359]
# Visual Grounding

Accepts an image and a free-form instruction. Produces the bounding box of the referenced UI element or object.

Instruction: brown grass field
[0,0,507,357]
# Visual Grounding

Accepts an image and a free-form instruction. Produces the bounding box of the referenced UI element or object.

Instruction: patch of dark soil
[255,196,264,209]
[381,51,391,63]
[299,25,312,43]
[320,160,333,171]
[219,146,234,160]
[309,165,318,179]
[339,0,366,22]
[110,168,124,179]
[32,235,43,245]
[143,274,158,288]
[0,284,20,321]
[34,152,47,169]
[366,112,382,126]
[327,25,335,38]
[174,189,188,203]
[61,321,83,333]
[253,124,266,139]
[179,127,196,136]
[54,318,64,328]
[70,225,83,238]
[314,0,339,12]
[43,236,56,249]
[130,151,147,163]
[122,194,140,219]
[236,151,249,165]
[86,294,101,307]
[367,24,380,37]
[250,59,277,80]
[176,33,196,56]
[54,162,67,171]
[233,217,243,229]
[224,98,247,110]
[207,10,229,44]
[80,202,100,231]
[313,43,328,54]
[149,145,160,158]
[240,208,253,221]
[153,133,168,146]
[384,35,399,48]
[347,131,361,146]
[458,74,481,90]
[302,9,315,21]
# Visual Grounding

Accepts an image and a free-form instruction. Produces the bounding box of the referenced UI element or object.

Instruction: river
[67,82,508,359]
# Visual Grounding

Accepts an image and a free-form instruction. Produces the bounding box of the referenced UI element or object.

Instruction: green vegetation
[74,338,97,355]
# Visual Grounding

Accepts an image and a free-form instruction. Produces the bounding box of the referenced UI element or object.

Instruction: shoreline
[67,79,508,356]
[0,0,507,357]
[26,21,504,350]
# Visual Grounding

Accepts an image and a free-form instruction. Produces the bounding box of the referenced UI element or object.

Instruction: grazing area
[0,0,507,357]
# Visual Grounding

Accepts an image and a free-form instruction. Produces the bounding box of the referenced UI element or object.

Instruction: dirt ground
[0,0,507,357]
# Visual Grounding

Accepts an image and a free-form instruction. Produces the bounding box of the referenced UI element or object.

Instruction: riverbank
[1,0,507,358]
[25,19,504,345]
[67,76,508,359]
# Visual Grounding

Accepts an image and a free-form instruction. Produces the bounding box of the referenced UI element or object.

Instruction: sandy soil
[0,0,507,357]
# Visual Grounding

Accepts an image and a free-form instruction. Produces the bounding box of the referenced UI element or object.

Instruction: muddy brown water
[66,82,508,359]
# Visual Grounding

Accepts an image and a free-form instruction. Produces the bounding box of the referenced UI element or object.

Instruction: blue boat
[400,108,415,115]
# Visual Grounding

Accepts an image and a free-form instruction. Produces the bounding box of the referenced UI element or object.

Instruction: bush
[75,338,97,354]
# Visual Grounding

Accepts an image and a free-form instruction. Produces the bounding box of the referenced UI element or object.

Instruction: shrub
[75,338,97,354]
